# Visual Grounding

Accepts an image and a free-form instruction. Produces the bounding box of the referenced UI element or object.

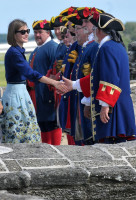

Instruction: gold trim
[100,81,122,93]
[32,20,43,28]
[88,15,93,21]
[60,8,69,15]
[110,88,115,95]
[77,7,91,11]
[67,13,78,19]
[96,8,104,14]
[102,85,106,91]
[32,20,50,28]
[98,14,125,31]
[90,72,96,141]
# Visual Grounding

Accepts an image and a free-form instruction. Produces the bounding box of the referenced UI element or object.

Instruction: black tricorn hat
[66,13,83,25]
[32,19,51,30]
[77,7,104,19]
[50,15,67,29]
[88,8,125,32]
[60,6,78,16]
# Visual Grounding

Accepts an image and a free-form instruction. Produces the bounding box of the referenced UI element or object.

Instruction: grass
[0,53,6,87]
[0,53,30,87]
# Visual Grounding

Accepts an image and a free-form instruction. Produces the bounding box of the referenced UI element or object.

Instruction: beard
[94,33,99,43]
[93,30,99,43]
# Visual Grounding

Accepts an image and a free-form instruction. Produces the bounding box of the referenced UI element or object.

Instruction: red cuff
[80,74,90,97]
[96,81,122,107]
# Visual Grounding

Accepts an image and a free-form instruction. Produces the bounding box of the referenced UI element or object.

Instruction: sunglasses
[15,29,30,35]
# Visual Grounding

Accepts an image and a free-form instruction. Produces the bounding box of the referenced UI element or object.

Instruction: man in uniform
[28,19,62,145]
[62,8,136,143]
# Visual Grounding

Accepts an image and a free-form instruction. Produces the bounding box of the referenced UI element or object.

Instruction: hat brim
[67,14,83,25]
[89,13,125,32]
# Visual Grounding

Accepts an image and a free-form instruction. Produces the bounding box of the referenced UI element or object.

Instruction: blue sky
[0,0,136,34]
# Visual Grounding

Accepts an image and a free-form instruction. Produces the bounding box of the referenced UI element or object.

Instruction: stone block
[128,41,136,51]
[4,159,22,172]
[17,158,70,168]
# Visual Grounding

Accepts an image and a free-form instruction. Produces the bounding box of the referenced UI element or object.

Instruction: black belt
[7,81,26,85]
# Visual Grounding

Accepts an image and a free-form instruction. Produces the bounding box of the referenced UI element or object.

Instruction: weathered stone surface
[4,159,22,171]
[0,190,45,200]
[0,171,31,189]
[128,41,136,51]
[0,144,62,159]
[17,158,70,168]
[28,167,89,187]
[0,142,135,199]
[128,51,136,62]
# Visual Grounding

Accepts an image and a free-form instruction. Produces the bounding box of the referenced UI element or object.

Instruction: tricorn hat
[66,13,83,25]
[88,7,125,32]
[60,6,78,16]
[32,19,51,30]
[50,15,67,29]
[77,7,104,19]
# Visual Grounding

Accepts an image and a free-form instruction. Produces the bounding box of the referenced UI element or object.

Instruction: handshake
[56,76,74,95]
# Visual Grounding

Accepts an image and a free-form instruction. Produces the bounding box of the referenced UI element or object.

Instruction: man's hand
[84,106,91,119]
[100,106,110,123]
[62,76,73,92]
[55,81,68,95]
[0,101,3,115]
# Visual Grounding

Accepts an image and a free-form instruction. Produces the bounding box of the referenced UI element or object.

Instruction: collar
[88,33,94,42]
[38,36,51,48]
[15,45,25,54]
[60,40,64,44]
[82,33,94,47]
[99,35,111,48]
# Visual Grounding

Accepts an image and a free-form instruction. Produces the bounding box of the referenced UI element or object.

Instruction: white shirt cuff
[81,97,91,106]
[99,100,109,107]
[72,80,82,92]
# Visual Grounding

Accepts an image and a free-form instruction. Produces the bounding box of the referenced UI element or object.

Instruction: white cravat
[37,36,51,48]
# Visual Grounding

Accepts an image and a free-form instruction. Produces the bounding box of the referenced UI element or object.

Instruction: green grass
[0,53,30,87]
[0,53,6,87]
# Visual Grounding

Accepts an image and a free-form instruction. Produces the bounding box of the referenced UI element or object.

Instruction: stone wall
[0,142,135,200]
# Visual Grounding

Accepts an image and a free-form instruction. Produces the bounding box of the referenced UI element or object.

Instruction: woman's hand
[100,106,110,123]
[39,76,68,94]
[0,101,3,115]
[55,81,69,95]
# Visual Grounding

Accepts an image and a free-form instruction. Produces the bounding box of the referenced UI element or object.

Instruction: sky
[0,0,136,34]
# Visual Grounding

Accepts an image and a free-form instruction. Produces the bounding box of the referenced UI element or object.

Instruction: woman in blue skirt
[0,19,67,143]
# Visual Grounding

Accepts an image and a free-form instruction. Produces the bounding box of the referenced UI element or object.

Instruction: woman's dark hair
[7,19,27,46]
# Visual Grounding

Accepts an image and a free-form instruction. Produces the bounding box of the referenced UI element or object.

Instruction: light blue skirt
[1,84,41,143]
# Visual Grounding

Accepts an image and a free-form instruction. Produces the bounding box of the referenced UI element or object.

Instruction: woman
[1,19,67,143]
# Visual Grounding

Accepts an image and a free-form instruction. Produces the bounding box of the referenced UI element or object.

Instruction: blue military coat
[59,41,78,129]
[91,40,136,141]
[29,40,58,122]
[70,41,98,143]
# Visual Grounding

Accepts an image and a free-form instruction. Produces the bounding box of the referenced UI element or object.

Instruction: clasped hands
[56,76,73,95]
[56,77,110,123]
